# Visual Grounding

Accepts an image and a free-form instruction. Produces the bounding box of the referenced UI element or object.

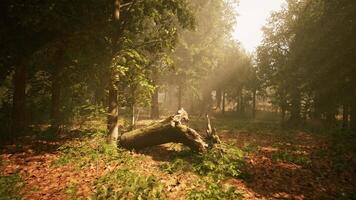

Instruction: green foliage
[52,131,133,168]
[113,49,155,107]
[65,182,79,200]
[272,150,311,166]
[193,146,245,179]
[160,158,191,174]
[256,0,356,124]
[325,131,356,173]
[243,143,260,153]
[189,178,242,200]
[91,169,165,200]
[0,173,24,200]
[161,144,246,180]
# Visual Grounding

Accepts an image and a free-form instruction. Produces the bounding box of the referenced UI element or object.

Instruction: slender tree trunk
[150,69,159,119]
[11,64,27,135]
[312,95,322,120]
[131,103,135,129]
[235,88,240,112]
[107,0,122,144]
[351,104,356,131]
[342,104,349,129]
[290,91,301,123]
[107,86,119,143]
[50,46,66,129]
[252,89,256,119]
[281,106,286,122]
[150,88,159,119]
[216,88,222,110]
[240,93,245,114]
[178,84,183,109]
[222,90,225,114]
[50,68,61,128]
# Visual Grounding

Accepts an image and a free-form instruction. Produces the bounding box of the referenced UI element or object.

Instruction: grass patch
[91,169,165,199]
[271,150,311,166]
[0,173,24,200]
[160,143,247,199]
[161,144,246,179]
[65,182,79,200]
[189,177,243,200]
[243,143,260,153]
[51,131,134,169]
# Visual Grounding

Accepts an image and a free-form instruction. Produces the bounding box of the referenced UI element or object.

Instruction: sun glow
[232,0,285,53]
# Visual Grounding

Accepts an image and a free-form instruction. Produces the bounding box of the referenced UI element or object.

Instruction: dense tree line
[256,0,356,130]
[0,0,196,140]
[3,0,352,143]
[1,0,259,142]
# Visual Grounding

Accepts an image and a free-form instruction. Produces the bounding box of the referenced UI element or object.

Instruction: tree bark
[150,87,159,119]
[351,104,356,131]
[222,90,226,114]
[50,45,66,129]
[281,106,286,122]
[178,84,183,109]
[107,86,119,143]
[50,68,61,128]
[342,104,349,129]
[119,109,208,152]
[289,91,301,124]
[11,64,27,135]
[252,89,256,119]
[216,88,222,110]
[240,93,245,114]
[107,0,122,144]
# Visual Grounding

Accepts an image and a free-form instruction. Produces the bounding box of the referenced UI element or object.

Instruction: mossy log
[119,109,209,152]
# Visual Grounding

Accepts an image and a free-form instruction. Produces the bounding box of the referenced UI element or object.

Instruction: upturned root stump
[119,108,209,152]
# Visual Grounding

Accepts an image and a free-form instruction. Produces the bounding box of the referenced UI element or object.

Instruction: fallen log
[119,108,209,152]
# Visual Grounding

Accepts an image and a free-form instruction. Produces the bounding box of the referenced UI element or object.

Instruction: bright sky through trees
[232,0,285,52]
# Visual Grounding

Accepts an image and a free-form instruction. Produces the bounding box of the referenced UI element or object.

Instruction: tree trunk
[290,91,301,123]
[178,84,183,109]
[312,95,322,120]
[222,90,226,114]
[11,64,27,135]
[131,103,136,129]
[281,105,286,122]
[150,87,159,119]
[107,0,122,144]
[50,68,61,129]
[252,89,256,119]
[351,104,356,131]
[216,88,222,110]
[119,109,208,152]
[342,104,349,129]
[50,46,66,129]
[240,93,245,114]
[107,86,119,144]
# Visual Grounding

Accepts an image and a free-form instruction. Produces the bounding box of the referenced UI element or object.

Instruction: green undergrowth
[51,131,134,169]
[0,172,24,200]
[243,143,260,153]
[91,169,165,200]
[323,130,356,173]
[65,182,79,200]
[161,144,246,179]
[271,150,311,166]
[161,143,247,199]
[189,177,243,200]
[189,116,287,135]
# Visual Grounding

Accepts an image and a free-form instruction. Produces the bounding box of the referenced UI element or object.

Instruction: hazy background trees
[256,0,356,129]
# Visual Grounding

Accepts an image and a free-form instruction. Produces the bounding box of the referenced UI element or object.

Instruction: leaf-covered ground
[1,117,355,199]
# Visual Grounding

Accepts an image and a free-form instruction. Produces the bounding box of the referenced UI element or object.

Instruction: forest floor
[1,116,355,200]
